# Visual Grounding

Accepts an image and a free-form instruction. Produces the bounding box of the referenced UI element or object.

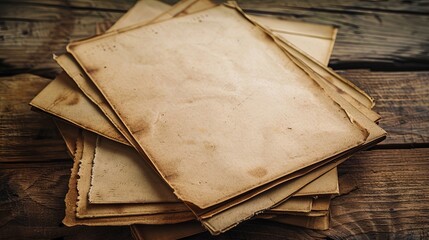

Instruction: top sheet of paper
[67,5,367,209]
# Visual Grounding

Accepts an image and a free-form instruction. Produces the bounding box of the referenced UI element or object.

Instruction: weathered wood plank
[338,70,429,146]
[0,74,69,162]
[323,148,429,239]
[0,1,133,78]
[236,0,429,70]
[1,149,427,239]
[1,0,134,11]
[236,0,429,13]
[0,161,132,240]
[1,0,429,77]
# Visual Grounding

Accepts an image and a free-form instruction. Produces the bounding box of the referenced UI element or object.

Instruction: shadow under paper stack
[29,0,386,239]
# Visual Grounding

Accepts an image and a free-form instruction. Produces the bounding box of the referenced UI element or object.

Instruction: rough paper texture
[68,5,368,209]
[75,131,189,218]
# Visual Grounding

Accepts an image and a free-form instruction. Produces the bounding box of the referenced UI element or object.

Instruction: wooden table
[1,1,428,239]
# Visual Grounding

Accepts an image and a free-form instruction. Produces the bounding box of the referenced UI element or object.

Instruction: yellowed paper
[89,132,339,205]
[29,72,128,145]
[75,131,189,218]
[65,3,386,233]
[67,5,368,210]
[270,213,330,230]
[293,167,339,196]
[311,196,331,211]
[268,197,312,213]
[55,120,327,209]
[62,132,194,227]
[48,0,342,217]
[90,135,179,204]
[200,157,345,234]
[53,1,384,233]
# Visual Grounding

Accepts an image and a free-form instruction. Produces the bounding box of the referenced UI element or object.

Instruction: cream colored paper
[67,5,368,210]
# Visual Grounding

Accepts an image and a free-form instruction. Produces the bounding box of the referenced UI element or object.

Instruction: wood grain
[0,1,133,78]
[338,70,429,146]
[0,1,428,239]
[237,0,429,70]
[0,161,132,240]
[1,0,429,77]
[1,149,427,239]
[0,74,69,162]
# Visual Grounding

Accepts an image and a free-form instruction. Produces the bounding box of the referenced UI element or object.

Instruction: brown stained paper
[80,1,337,206]
[54,54,134,147]
[173,0,377,116]
[199,158,346,234]
[145,4,382,232]
[63,132,194,227]
[53,0,375,152]
[29,72,128,145]
[64,4,388,232]
[75,131,189,218]
[56,118,332,216]
[89,128,339,205]
[56,120,326,213]
[58,122,338,232]
[50,0,374,149]
[51,0,382,233]
[67,5,368,210]
[129,158,340,236]
[268,197,313,213]
[47,0,342,215]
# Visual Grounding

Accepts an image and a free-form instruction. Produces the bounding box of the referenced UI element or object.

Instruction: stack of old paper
[30,0,386,237]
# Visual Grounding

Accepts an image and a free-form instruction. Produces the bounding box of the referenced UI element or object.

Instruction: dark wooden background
[1,0,428,239]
